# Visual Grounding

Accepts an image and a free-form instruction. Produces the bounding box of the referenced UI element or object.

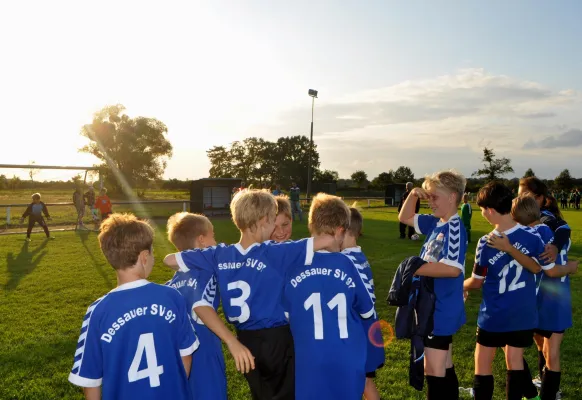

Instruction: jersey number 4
[304,292,348,340]
[128,333,164,387]
[498,260,526,294]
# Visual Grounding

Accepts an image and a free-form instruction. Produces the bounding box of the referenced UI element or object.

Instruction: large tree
[370,171,394,189]
[472,147,514,182]
[523,168,535,178]
[315,169,339,182]
[206,135,319,188]
[554,169,574,191]
[393,166,415,183]
[80,104,173,192]
[351,170,368,188]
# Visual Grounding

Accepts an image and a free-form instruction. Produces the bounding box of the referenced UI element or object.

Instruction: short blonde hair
[231,189,277,231]
[422,170,466,206]
[511,195,540,226]
[32,193,41,201]
[100,187,108,194]
[167,212,213,251]
[98,213,154,270]
[347,207,363,237]
[308,193,350,235]
[275,195,292,220]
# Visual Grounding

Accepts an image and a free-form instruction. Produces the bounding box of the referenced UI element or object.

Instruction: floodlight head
[308,89,318,98]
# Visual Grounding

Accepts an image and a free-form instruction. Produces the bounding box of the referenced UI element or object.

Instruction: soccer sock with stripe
[446,366,459,399]
[540,370,560,400]
[426,375,448,400]
[473,374,494,400]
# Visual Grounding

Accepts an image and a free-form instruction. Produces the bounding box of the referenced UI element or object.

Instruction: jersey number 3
[304,292,348,340]
[228,280,251,324]
[128,333,164,387]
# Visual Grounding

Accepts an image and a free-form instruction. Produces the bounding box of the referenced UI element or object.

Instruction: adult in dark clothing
[398,182,420,239]
[20,192,53,241]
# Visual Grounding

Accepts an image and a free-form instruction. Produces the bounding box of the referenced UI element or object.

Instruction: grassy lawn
[1,206,581,399]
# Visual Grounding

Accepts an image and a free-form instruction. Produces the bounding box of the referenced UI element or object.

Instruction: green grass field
[1,206,581,399]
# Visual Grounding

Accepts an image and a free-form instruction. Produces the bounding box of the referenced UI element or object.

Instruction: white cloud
[257,68,582,179]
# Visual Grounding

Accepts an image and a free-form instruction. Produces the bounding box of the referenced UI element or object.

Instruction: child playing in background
[84,186,99,225]
[95,188,112,221]
[68,213,199,400]
[20,192,53,241]
[73,187,85,229]
[461,193,472,244]
[342,207,385,400]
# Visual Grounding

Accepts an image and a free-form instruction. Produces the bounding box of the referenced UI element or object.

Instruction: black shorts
[237,325,295,400]
[366,363,385,378]
[424,334,453,351]
[476,327,533,348]
[534,329,565,339]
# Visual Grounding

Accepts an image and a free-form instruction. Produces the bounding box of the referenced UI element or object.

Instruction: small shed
[190,178,242,216]
[385,183,407,206]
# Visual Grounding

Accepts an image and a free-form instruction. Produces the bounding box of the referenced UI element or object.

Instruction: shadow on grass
[78,229,114,290]
[3,239,49,292]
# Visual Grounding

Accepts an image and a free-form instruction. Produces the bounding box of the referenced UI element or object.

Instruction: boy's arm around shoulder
[164,246,219,273]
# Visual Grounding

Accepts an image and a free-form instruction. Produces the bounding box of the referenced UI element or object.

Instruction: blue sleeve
[266,238,314,272]
[439,218,466,271]
[472,237,488,279]
[531,235,556,271]
[349,258,375,319]
[192,270,219,311]
[176,246,220,273]
[176,294,200,357]
[68,302,103,388]
[413,214,439,236]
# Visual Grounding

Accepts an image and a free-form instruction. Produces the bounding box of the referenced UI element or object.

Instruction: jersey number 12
[304,292,348,340]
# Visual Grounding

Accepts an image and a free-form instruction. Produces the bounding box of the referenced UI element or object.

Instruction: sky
[1,0,582,183]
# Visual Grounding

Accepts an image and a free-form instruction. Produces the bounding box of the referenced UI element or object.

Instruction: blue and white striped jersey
[342,247,385,373]
[68,280,199,400]
[414,213,467,336]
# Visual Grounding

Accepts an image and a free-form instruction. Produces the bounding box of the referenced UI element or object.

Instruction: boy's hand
[410,188,428,199]
[463,291,469,302]
[226,339,255,374]
[486,233,512,252]
[569,260,579,275]
[540,244,558,263]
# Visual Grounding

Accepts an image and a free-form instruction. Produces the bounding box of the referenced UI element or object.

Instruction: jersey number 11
[304,292,348,340]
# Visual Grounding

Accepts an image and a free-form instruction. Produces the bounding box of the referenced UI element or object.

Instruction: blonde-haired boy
[164,190,333,400]
[283,193,375,400]
[166,212,253,400]
[68,213,198,400]
[271,195,293,242]
[342,207,385,400]
[398,169,467,399]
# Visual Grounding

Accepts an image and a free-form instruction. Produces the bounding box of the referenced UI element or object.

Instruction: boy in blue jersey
[166,212,255,400]
[463,183,554,400]
[271,195,293,242]
[488,196,578,400]
[342,207,384,400]
[68,213,199,400]
[284,194,375,400]
[398,170,467,400]
[163,190,334,400]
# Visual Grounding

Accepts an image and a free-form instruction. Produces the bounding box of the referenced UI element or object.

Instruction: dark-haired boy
[463,182,554,400]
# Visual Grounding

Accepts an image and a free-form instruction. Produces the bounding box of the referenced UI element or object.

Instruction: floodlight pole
[307,89,318,201]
